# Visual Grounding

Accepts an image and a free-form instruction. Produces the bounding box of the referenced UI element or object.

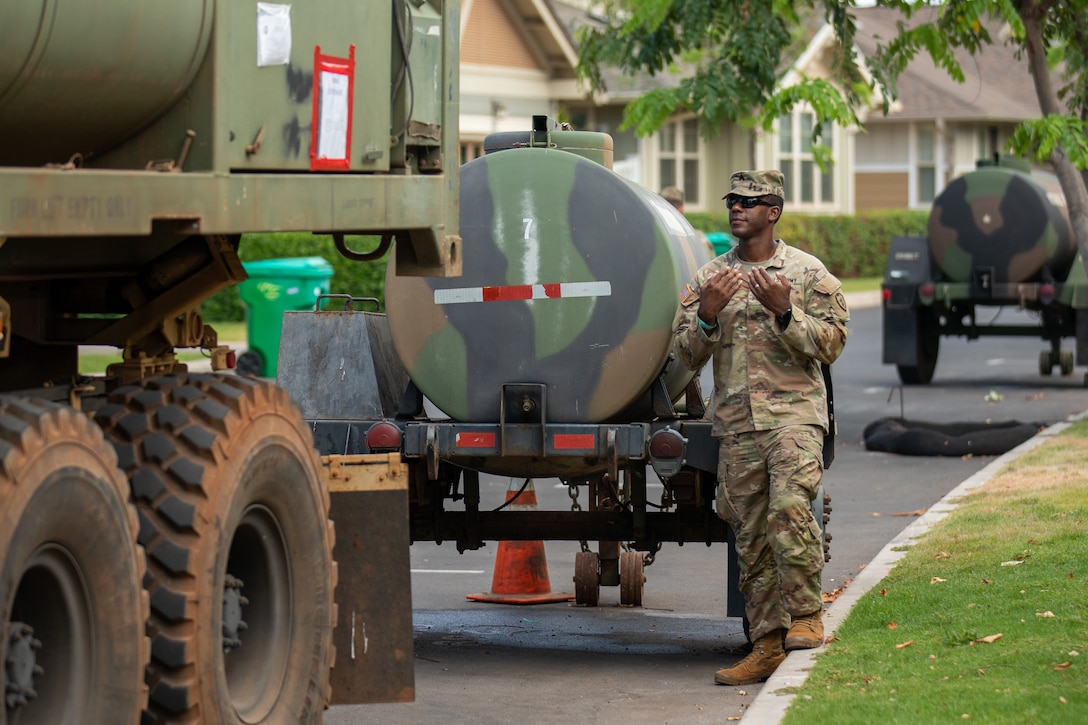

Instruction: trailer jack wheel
[573,551,600,607]
[619,551,645,607]
[1060,350,1075,376]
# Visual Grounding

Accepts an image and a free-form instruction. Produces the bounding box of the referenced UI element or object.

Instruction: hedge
[202,212,929,322]
[684,209,928,279]
[201,233,390,322]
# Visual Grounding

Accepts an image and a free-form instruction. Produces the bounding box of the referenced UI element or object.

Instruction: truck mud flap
[324,453,415,704]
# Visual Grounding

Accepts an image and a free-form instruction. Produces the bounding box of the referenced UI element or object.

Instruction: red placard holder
[310,45,355,170]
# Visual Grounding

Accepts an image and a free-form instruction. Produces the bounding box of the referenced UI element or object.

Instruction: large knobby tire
[94,374,336,725]
[1,396,148,725]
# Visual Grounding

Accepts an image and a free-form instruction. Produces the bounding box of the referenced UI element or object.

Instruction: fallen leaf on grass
[1060,696,1068,704]
[1000,560,1023,567]
[879,588,888,596]
[1036,611,1055,618]
[895,640,914,649]
[1054,661,1072,671]
[973,633,1003,644]
[931,577,947,584]
[888,621,898,630]
[977,668,985,676]
[934,551,951,560]
[981,579,994,584]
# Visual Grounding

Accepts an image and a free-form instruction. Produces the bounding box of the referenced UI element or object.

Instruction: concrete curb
[743,409,1088,722]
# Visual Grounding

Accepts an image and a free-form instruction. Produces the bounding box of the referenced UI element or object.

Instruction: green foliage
[576,0,869,140]
[201,233,389,322]
[1009,115,1088,169]
[685,209,928,278]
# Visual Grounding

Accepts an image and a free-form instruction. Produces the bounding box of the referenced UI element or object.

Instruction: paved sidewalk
[743,411,1088,722]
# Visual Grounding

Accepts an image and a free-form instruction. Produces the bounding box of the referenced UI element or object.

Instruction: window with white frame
[916,125,936,204]
[776,111,834,206]
[658,117,701,207]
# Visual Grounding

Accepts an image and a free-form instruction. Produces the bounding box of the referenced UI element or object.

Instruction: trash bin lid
[242,256,334,279]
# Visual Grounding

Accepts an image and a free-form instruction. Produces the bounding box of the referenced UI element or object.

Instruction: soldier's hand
[749,268,791,317]
[698,267,746,324]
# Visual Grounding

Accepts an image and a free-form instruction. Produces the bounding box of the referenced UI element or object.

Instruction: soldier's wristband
[697,316,717,332]
[776,309,792,328]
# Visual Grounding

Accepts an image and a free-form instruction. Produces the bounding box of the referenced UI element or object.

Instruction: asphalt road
[326,301,1088,725]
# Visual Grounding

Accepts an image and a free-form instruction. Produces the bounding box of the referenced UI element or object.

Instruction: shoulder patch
[680,282,700,307]
[832,291,849,317]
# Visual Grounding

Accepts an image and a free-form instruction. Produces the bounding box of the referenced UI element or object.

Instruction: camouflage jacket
[672,240,849,436]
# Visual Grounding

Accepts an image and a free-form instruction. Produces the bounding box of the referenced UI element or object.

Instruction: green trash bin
[237,256,334,377]
[706,231,736,256]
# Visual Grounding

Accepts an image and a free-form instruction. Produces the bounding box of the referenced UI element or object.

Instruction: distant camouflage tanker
[882,156,1088,385]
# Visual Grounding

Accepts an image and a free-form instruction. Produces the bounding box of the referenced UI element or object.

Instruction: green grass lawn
[782,419,1088,724]
[841,276,882,293]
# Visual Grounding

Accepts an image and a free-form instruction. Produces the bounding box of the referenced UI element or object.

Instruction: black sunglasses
[724,195,775,209]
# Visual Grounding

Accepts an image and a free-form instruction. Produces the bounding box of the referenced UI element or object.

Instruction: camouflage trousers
[716,425,825,641]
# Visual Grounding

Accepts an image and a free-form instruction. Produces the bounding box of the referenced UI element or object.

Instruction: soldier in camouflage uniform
[672,170,850,686]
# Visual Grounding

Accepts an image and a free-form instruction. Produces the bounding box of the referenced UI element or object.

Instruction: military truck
[882,156,1088,385]
[1,1,458,722]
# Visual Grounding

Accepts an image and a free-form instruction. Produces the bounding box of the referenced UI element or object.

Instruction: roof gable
[461,0,579,79]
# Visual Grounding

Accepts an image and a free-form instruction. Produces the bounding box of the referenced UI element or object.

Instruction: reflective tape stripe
[434,281,611,305]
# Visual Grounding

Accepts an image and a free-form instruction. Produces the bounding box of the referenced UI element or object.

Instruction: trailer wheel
[897,318,939,385]
[573,551,600,607]
[1039,350,1054,376]
[618,551,645,607]
[1,396,148,725]
[1060,350,1075,376]
[94,374,336,725]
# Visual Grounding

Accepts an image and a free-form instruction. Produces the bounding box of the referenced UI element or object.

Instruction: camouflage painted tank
[928,158,1075,284]
[384,124,710,423]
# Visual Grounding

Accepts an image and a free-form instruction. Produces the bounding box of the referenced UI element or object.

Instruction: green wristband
[697,316,717,332]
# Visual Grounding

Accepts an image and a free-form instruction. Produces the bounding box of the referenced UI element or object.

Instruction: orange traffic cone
[467,479,575,605]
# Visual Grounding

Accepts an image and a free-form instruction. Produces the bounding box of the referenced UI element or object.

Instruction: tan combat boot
[714,631,786,685]
[784,609,824,650]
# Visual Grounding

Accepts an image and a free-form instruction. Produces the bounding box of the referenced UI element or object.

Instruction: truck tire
[1,396,148,725]
[897,317,940,385]
[94,374,336,725]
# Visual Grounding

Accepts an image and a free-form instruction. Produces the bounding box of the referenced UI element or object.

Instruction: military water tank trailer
[882,156,1088,385]
[283,115,832,618]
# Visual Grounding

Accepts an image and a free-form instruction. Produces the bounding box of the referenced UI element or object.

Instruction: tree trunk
[1020,1,1088,273]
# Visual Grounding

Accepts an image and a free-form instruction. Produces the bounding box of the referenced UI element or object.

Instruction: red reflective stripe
[456,432,496,448]
[482,285,532,302]
[553,433,595,450]
[542,283,561,298]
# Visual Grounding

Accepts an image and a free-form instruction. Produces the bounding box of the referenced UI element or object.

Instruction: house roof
[851,6,1045,123]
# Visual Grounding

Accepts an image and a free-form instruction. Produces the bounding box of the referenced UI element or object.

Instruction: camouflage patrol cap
[660,186,684,205]
[723,170,785,198]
